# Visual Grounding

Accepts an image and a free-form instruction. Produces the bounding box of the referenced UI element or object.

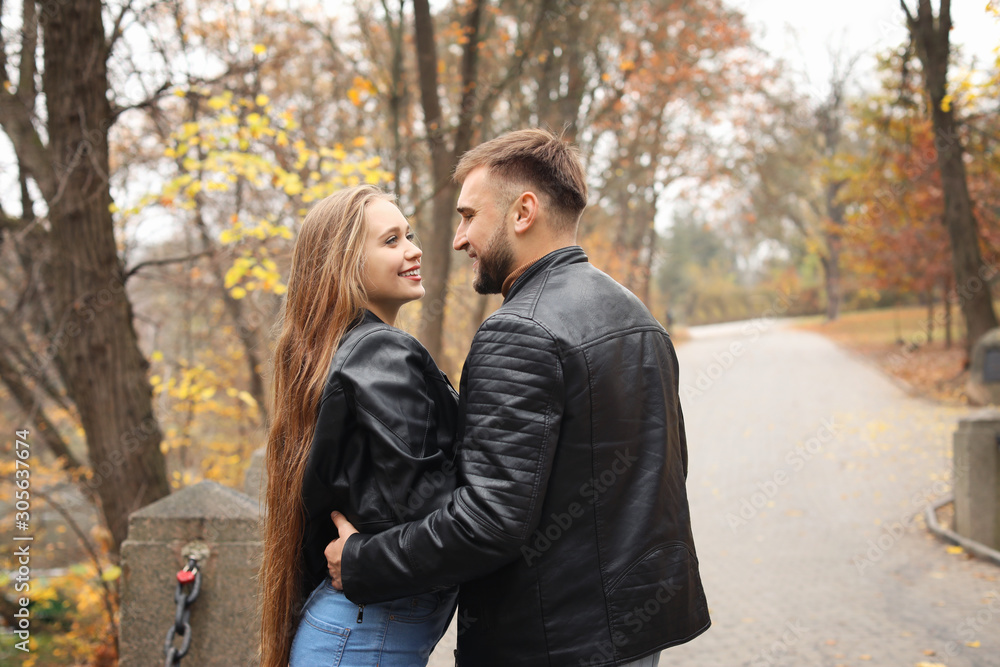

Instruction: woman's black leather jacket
[298,310,459,600]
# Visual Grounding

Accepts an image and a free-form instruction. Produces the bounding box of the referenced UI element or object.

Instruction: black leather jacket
[299,310,459,601]
[343,247,710,666]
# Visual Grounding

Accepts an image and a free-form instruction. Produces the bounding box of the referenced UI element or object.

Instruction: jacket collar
[347,309,385,333]
[503,245,589,302]
[362,309,385,325]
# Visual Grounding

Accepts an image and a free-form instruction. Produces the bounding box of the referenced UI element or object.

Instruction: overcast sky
[739,0,998,98]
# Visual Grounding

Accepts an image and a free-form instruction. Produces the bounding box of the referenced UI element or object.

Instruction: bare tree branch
[124,249,214,280]
[0,0,55,200]
[17,0,37,113]
[899,0,915,27]
[0,345,84,471]
[34,489,118,641]
[106,0,138,54]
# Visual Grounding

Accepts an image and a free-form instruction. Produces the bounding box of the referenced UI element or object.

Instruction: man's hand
[325,511,358,590]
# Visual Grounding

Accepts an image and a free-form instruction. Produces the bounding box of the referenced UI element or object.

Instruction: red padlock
[177,569,197,585]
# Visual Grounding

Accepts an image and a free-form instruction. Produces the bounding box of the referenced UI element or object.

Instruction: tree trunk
[412,0,484,366]
[904,0,999,352]
[944,277,953,349]
[925,289,934,344]
[821,234,842,322]
[822,180,846,321]
[38,0,169,553]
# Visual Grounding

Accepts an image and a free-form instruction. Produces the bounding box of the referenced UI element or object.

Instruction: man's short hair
[454,128,588,230]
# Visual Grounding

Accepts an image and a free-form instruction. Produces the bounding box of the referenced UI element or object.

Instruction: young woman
[259,185,459,667]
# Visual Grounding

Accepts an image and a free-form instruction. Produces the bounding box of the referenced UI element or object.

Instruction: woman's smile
[399,266,421,280]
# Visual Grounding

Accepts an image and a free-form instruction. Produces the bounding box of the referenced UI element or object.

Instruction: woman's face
[362,199,424,314]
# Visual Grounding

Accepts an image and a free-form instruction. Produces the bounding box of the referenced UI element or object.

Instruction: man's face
[454,167,516,295]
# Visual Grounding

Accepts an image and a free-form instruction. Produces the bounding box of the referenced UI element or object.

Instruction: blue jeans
[289,577,458,667]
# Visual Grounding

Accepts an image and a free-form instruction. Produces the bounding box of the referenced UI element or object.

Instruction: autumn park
[1,0,1000,665]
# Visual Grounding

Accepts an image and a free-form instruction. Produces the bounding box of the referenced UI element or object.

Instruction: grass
[797,304,972,404]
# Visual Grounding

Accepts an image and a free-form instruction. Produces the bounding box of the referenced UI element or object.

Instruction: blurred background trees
[0,0,998,661]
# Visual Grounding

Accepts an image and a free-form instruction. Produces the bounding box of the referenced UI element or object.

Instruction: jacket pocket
[606,542,708,652]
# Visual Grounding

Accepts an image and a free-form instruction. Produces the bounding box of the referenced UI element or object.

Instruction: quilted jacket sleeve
[341,314,565,604]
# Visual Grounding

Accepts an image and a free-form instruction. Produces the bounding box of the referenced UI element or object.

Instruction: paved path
[432,322,1000,667]
[665,322,999,667]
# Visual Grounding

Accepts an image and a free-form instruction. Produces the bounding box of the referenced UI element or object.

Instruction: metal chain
[163,557,201,666]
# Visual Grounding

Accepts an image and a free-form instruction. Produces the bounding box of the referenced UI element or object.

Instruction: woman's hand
[325,511,359,590]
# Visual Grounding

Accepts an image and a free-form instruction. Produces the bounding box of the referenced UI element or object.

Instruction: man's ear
[512,191,539,235]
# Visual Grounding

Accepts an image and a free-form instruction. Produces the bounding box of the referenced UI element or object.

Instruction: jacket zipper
[356,604,364,623]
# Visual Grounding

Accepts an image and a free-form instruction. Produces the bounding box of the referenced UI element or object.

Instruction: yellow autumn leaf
[219,229,240,244]
[256,94,270,107]
[237,390,258,407]
[230,286,247,299]
[940,94,952,112]
[151,350,164,362]
[966,640,980,647]
[101,565,122,582]
[208,95,229,110]
[945,545,963,554]
[253,43,267,55]
[224,265,243,288]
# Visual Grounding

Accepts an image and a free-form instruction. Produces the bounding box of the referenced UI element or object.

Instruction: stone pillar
[953,410,1000,551]
[120,481,262,666]
[968,327,1000,405]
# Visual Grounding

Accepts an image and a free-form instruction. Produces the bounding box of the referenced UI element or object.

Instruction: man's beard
[473,223,515,295]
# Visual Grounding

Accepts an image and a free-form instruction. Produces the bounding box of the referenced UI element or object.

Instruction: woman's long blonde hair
[259,185,392,666]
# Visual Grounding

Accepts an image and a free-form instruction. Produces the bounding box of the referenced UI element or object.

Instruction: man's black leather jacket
[299,310,459,601]
[342,247,710,666]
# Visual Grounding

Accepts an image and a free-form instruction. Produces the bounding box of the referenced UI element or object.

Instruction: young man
[326,129,710,666]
